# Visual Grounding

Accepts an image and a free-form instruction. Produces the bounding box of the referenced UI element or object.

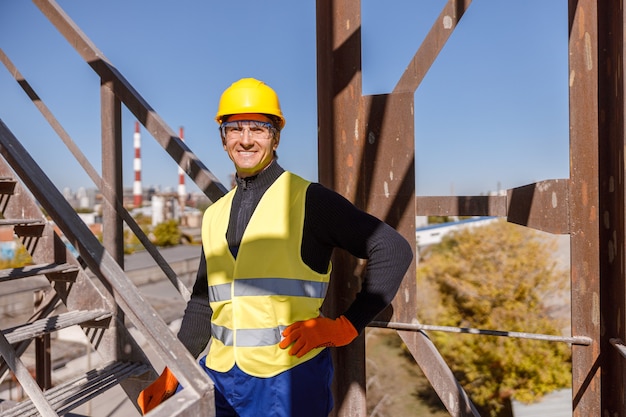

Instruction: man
[138,78,413,416]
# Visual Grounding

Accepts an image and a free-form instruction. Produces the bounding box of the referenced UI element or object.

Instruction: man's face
[221,113,279,178]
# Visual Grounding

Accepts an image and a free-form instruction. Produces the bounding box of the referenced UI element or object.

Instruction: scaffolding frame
[0,0,623,416]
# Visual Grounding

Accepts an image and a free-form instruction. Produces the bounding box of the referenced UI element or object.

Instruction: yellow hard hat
[215,78,285,129]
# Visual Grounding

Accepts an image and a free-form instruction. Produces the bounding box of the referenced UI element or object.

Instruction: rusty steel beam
[316,2,367,415]
[100,79,131,363]
[317,1,479,416]
[100,80,124,267]
[395,0,472,94]
[400,330,482,416]
[506,180,569,234]
[416,179,569,234]
[568,1,601,416]
[597,0,626,415]
[416,195,508,217]
[359,92,416,325]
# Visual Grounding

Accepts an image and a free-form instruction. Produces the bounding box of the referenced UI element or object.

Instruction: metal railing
[0,0,226,414]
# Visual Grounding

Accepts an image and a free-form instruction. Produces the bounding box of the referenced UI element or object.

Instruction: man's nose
[240,128,254,144]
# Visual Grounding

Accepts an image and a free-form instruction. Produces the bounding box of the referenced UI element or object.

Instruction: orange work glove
[137,366,179,415]
[279,315,358,358]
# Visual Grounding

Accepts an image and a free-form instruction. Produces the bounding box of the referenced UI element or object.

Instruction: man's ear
[273,132,280,150]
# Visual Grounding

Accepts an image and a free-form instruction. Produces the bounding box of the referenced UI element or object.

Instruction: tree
[417,219,571,417]
[152,219,182,247]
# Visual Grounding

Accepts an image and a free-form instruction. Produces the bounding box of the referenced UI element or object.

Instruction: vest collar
[235,160,285,191]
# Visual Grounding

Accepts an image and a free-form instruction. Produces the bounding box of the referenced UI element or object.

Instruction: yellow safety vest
[201,172,332,377]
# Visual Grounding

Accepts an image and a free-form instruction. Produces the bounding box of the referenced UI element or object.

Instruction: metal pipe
[610,338,626,359]
[370,321,592,346]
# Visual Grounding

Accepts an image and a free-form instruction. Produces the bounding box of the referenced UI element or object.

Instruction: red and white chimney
[178,126,186,199]
[133,121,142,207]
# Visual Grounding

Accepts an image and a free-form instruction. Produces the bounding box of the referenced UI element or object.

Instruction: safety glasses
[220,120,275,140]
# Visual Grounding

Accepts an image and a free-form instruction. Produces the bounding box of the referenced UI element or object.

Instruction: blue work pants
[200,349,334,417]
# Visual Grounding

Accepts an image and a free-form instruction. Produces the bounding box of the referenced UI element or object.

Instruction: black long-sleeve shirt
[177,161,413,358]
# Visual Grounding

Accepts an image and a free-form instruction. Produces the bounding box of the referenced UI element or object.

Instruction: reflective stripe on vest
[209,278,328,301]
[212,324,289,347]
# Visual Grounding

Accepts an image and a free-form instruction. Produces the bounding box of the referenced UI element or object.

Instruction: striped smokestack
[178,126,186,199]
[178,126,187,225]
[133,121,142,207]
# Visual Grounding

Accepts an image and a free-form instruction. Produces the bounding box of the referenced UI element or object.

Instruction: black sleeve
[177,247,213,359]
[303,184,414,333]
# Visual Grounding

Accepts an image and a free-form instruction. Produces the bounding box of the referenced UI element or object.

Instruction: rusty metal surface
[317,0,479,415]
[359,92,416,324]
[401,330,481,417]
[568,0,601,416]
[416,179,569,234]
[100,81,124,267]
[597,1,626,414]
[416,195,508,217]
[506,179,569,234]
[394,0,472,94]
[316,1,367,414]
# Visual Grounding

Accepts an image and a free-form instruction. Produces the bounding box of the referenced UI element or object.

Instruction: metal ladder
[0,120,214,416]
[0,165,150,415]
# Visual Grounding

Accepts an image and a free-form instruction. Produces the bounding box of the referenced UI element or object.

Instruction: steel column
[317,1,479,415]
[34,291,52,390]
[597,0,626,414]
[101,80,124,267]
[100,79,127,364]
[568,0,601,415]
[316,2,367,415]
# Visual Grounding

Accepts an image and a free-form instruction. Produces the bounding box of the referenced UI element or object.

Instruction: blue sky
[0,1,569,197]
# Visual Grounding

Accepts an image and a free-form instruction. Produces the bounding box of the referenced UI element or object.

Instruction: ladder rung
[13,221,48,238]
[0,262,80,283]
[0,178,16,195]
[1,361,150,417]
[2,310,112,343]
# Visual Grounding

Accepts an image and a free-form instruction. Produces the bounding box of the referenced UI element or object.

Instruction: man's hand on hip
[279,315,358,358]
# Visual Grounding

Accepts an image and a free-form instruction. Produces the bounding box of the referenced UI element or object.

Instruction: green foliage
[123,214,153,253]
[152,219,181,247]
[427,216,474,224]
[427,216,451,224]
[75,207,94,214]
[133,213,152,227]
[417,219,571,417]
